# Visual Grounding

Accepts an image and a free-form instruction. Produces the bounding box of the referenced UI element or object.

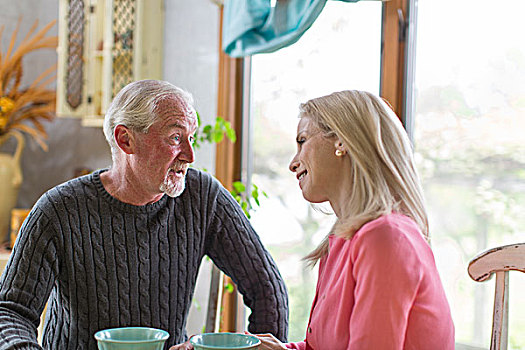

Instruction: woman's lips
[297,170,307,188]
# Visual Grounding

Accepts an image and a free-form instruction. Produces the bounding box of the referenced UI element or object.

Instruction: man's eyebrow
[166,122,198,135]
[168,122,186,129]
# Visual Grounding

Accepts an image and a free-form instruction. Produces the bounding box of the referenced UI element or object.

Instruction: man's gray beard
[159,170,186,198]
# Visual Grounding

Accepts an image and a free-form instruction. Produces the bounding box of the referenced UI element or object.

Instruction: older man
[0,80,288,349]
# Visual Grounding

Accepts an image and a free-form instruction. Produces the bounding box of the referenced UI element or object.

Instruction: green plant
[231,181,267,219]
[224,282,235,293]
[194,113,236,149]
[194,114,265,218]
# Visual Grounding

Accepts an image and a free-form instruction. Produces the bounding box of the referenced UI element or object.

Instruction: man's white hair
[103,80,194,161]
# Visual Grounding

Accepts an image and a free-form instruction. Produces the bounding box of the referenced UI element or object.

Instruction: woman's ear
[334,139,347,155]
[114,125,134,154]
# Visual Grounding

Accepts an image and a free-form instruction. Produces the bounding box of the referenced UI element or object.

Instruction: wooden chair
[205,263,223,333]
[205,264,244,333]
[468,243,525,350]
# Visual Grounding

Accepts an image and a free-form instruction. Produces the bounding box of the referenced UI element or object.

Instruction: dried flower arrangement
[0,19,58,151]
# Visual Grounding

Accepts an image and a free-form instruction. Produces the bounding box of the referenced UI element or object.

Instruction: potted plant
[0,19,57,246]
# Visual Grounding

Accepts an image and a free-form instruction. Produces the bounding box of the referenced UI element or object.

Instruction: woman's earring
[335,149,344,157]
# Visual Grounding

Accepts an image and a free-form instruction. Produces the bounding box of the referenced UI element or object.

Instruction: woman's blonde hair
[301,90,428,264]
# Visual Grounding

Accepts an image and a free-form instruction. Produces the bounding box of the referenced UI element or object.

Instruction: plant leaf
[232,181,246,193]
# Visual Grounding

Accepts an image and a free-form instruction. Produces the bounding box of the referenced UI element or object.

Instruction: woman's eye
[296,138,306,145]
[172,135,181,143]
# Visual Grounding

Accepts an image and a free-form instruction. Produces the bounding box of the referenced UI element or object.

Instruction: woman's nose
[289,156,299,172]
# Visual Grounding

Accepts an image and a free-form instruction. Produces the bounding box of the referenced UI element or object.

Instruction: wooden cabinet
[56,0,164,126]
[0,253,9,276]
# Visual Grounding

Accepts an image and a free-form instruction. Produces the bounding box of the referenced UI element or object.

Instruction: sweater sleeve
[0,206,58,350]
[347,223,423,349]
[204,181,289,342]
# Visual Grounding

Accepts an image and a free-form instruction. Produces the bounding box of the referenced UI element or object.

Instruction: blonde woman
[254,91,454,349]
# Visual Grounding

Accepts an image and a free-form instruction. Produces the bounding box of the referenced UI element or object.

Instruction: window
[236,1,525,347]
[413,0,525,348]
[248,1,382,341]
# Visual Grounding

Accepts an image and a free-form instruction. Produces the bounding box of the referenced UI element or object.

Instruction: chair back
[468,243,525,350]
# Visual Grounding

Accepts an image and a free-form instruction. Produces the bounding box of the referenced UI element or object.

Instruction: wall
[164,0,219,171]
[0,0,112,209]
[0,0,220,339]
[0,0,219,208]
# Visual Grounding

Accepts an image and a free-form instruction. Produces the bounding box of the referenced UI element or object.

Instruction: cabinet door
[103,0,136,112]
[56,0,91,117]
[133,0,163,84]
[57,0,163,125]
[104,0,163,107]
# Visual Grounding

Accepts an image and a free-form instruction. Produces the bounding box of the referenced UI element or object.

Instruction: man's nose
[179,138,195,163]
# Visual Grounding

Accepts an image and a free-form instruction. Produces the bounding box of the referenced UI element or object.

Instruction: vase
[0,131,24,245]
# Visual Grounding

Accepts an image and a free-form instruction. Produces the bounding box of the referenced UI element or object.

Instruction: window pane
[249,2,381,342]
[414,0,525,348]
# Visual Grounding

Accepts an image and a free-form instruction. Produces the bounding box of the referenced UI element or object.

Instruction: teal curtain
[223,0,360,57]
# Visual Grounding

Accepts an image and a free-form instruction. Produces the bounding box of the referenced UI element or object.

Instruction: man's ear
[114,125,134,154]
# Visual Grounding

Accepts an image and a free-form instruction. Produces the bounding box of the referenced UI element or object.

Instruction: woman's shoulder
[339,214,435,278]
[355,213,420,238]
[349,213,428,255]
[360,212,417,232]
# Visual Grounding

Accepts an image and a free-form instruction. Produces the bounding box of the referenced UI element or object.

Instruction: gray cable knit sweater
[0,168,288,349]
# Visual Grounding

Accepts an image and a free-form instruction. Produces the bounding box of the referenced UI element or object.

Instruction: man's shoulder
[187,167,213,178]
[36,171,99,210]
[183,168,233,203]
[186,168,219,189]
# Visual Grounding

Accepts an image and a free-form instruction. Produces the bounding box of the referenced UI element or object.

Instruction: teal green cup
[190,332,261,349]
[94,327,170,350]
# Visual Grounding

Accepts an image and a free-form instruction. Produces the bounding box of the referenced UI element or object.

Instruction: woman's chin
[301,192,327,204]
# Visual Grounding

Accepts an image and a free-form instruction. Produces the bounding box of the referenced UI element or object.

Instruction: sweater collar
[91,168,170,213]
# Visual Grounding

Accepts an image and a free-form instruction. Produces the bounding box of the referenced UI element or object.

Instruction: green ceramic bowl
[190,333,260,350]
[94,327,170,350]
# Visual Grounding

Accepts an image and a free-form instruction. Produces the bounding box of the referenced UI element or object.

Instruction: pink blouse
[286,213,454,350]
